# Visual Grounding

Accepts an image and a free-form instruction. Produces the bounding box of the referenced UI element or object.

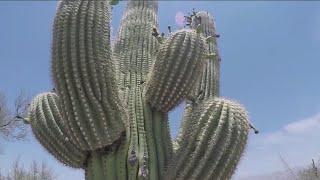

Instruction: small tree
[297,159,320,180]
[0,91,29,152]
[0,159,55,180]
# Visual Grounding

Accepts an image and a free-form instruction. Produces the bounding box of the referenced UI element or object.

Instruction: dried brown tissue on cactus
[22,0,259,180]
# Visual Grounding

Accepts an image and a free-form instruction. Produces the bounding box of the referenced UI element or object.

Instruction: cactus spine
[26,0,255,179]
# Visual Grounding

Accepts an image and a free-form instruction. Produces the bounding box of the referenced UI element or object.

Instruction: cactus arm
[174,11,221,152]
[164,99,224,179]
[164,98,250,180]
[144,29,207,112]
[178,102,231,180]
[31,0,255,179]
[110,0,121,5]
[191,12,221,99]
[28,93,87,168]
[62,0,94,149]
[209,107,249,179]
[52,0,86,149]
[52,0,126,150]
[190,105,233,179]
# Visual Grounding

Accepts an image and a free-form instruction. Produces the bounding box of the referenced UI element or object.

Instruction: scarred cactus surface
[25,0,256,179]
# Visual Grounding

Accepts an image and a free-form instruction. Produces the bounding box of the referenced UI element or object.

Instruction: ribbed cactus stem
[165,98,250,180]
[29,1,255,179]
[28,93,87,168]
[191,11,221,99]
[85,151,104,180]
[106,0,173,178]
[52,0,126,150]
[145,29,207,112]
[174,11,222,149]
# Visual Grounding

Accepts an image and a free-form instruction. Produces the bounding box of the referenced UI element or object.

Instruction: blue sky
[0,1,320,179]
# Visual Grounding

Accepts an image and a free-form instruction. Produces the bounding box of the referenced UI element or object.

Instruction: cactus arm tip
[110,0,121,5]
[16,116,30,124]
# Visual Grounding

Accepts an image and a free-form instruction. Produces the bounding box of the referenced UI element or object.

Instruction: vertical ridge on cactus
[52,0,126,151]
[27,0,256,179]
[174,11,222,150]
[191,11,221,99]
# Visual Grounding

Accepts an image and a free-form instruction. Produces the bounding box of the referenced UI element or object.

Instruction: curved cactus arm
[190,11,221,100]
[109,0,121,5]
[52,0,127,150]
[163,98,250,180]
[174,11,221,148]
[28,92,88,168]
[144,29,208,112]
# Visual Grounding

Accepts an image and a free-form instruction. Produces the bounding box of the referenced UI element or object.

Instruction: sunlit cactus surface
[26,0,257,179]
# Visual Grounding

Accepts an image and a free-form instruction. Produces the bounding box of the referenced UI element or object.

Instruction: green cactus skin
[28,93,87,168]
[27,0,255,179]
[163,98,250,180]
[175,11,222,150]
[191,11,221,99]
[52,0,127,150]
[145,29,207,112]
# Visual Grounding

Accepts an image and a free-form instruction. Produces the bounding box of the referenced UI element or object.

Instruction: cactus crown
[26,0,256,179]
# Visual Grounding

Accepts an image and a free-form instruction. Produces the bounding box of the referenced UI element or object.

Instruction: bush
[0,159,55,180]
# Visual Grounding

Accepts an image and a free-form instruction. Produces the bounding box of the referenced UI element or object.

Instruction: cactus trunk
[26,0,256,179]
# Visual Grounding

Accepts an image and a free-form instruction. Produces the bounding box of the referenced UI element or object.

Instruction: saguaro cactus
[25,0,257,179]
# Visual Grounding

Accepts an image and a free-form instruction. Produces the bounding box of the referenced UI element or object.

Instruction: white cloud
[233,113,320,179]
[284,114,320,134]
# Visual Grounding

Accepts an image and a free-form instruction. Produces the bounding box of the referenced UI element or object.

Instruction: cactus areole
[27,0,255,179]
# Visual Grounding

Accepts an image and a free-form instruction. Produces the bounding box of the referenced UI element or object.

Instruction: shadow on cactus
[23,0,259,179]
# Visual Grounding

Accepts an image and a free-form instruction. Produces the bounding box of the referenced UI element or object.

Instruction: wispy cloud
[284,114,320,134]
[233,113,320,179]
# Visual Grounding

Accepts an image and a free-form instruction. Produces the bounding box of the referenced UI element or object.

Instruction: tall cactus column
[167,11,251,180]
[112,1,170,179]
[175,11,222,147]
[112,0,208,178]
[25,0,256,179]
